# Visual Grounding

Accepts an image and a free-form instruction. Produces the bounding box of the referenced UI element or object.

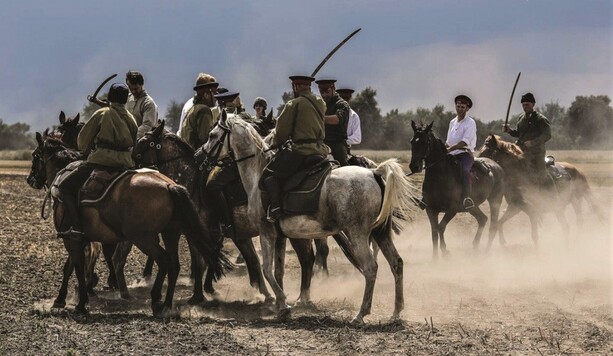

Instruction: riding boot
[462,177,475,210]
[57,192,85,240]
[211,190,234,239]
[263,176,282,222]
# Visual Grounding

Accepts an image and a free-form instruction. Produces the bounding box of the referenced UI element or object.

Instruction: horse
[201,111,419,324]
[478,134,603,244]
[27,134,231,315]
[408,121,505,257]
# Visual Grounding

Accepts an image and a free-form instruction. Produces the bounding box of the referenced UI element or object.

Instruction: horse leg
[64,239,89,314]
[426,209,440,260]
[555,210,570,244]
[160,230,181,313]
[372,226,404,320]
[468,207,488,250]
[314,238,330,276]
[348,234,378,325]
[571,199,583,233]
[497,204,521,247]
[438,212,456,256]
[52,256,73,308]
[259,228,289,317]
[274,236,287,290]
[234,238,272,302]
[132,238,169,316]
[486,198,502,251]
[142,256,155,281]
[289,238,315,307]
[85,242,101,296]
[102,243,118,289]
[187,243,205,305]
[112,241,134,299]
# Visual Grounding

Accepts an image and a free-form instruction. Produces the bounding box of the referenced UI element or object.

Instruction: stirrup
[266,206,282,223]
[463,198,475,210]
[412,197,427,210]
[57,227,86,241]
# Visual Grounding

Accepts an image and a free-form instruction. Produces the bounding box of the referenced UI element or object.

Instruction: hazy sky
[1,0,611,131]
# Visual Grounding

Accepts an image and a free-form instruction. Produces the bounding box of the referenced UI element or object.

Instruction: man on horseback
[261,75,329,223]
[446,95,478,210]
[125,70,159,139]
[177,73,218,136]
[503,92,555,188]
[57,83,138,239]
[336,88,362,147]
[179,79,219,150]
[316,79,350,166]
[252,97,276,136]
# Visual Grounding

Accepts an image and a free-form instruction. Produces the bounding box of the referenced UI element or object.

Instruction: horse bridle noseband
[135,133,191,168]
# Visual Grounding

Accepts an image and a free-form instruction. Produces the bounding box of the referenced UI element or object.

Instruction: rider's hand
[502,124,510,133]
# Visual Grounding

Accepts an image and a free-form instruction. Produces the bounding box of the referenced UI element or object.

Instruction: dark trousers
[57,163,97,231]
[327,141,349,166]
[523,150,554,188]
[205,165,238,228]
[454,152,474,199]
[261,150,311,211]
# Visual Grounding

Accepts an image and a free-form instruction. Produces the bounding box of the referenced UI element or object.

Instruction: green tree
[351,87,383,149]
[164,99,184,132]
[567,95,613,148]
[0,119,35,150]
[276,91,293,115]
[80,94,107,121]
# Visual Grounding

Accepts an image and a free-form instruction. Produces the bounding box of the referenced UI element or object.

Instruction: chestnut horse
[27,134,231,315]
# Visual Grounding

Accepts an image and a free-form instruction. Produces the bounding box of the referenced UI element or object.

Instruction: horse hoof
[264,296,275,305]
[294,300,315,308]
[277,307,292,321]
[151,301,164,316]
[350,315,365,326]
[52,300,66,309]
[74,306,89,315]
[187,295,205,305]
[120,291,132,300]
[389,314,403,323]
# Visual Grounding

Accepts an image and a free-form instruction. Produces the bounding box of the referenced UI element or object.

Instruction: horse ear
[74,113,80,124]
[153,120,165,136]
[411,120,417,131]
[59,111,66,124]
[426,122,434,131]
[266,109,273,121]
[36,132,43,145]
[43,128,49,138]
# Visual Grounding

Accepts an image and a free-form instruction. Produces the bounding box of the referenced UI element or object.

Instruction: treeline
[1,91,611,151]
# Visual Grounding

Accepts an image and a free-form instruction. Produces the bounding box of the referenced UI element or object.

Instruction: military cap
[253,97,268,109]
[454,94,473,108]
[108,83,130,104]
[193,81,219,91]
[214,91,240,104]
[217,87,229,94]
[521,92,536,104]
[315,79,337,88]
[289,75,315,84]
[336,88,354,100]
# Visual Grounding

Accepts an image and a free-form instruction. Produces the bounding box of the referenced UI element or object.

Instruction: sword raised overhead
[87,73,117,108]
[310,28,361,78]
[504,72,521,129]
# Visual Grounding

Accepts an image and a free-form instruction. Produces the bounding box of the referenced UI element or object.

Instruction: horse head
[27,132,47,189]
[409,120,434,173]
[53,111,83,149]
[478,134,524,166]
[133,120,166,167]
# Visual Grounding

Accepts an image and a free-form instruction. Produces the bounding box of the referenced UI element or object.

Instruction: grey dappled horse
[201,112,420,324]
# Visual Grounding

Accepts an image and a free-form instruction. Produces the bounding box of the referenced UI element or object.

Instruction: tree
[276,91,293,115]
[164,99,184,132]
[351,87,383,149]
[567,95,613,148]
[80,94,108,121]
[0,119,35,150]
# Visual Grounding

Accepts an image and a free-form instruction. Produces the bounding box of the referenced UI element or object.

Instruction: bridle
[134,132,192,168]
[410,129,445,172]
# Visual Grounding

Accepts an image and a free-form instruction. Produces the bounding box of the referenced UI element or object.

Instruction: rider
[316,79,350,166]
[446,94,477,210]
[503,92,555,188]
[177,73,218,136]
[57,83,138,238]
[252,97,276,136]
[261,75,329,223]
[125,70,159,139]
[179,79,219,149]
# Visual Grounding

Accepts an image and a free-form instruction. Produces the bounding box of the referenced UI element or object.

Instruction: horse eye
[149,142,155,147]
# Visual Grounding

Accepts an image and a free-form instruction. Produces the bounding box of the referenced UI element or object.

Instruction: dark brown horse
[133,121,317,305]
[409,122,505,257]
[27,135,231,315]
[478,134,603,245]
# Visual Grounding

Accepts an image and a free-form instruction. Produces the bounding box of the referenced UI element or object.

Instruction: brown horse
[133,121,317,305]
[27,134,231,315]
[478,134,603,245]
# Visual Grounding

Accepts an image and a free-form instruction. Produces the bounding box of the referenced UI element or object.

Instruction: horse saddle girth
[79,168,157,206]
[282,159,334,215]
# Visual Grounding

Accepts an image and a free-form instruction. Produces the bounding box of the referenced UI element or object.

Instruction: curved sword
[504,72,521,128]
[310,28,361,78]
[87,73,117,107]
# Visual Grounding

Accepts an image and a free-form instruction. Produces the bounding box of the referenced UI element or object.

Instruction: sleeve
[78,110,102,155]
[273,101,294,147]
[462,119,477,148]
[137,97,159,138]
[347,111,362,145]
[196,107,214,146]
[179,111,195,146]
[445,119,454,146]
[533,115,552,145]
[508,128,519,137]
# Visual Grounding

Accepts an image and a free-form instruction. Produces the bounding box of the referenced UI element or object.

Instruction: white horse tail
[371,158,420,230]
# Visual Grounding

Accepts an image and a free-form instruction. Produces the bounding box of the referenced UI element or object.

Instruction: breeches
[327,141,349,166]
[455,152,474,185]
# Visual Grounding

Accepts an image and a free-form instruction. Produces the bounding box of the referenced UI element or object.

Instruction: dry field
[0,150,611,355]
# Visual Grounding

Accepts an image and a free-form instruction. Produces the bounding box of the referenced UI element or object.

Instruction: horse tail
[332,232,364,274]
[167,184,233,281]
[371,159,420,230]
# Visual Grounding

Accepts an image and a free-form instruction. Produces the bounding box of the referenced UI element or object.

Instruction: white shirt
[346,108,362,145]
[176,97,194,135]
[446,115,477,155]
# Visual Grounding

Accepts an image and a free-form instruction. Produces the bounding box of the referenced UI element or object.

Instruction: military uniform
[58,87,138,237]
[127,90,158,139]
[261,82,329,221]
[508,110,552,184]
[179,96,215,149]
[323,93,350,166]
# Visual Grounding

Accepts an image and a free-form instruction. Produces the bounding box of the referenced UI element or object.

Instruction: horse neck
[156,137,197,191]
[425,133,448,165]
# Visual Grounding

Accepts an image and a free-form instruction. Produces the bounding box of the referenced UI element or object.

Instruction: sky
[0,0,611,131]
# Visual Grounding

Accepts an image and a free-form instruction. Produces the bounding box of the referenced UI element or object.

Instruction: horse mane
[488,134,524,158]
[44,137,83,164]
[227,115,268,152]
[162,130,195,155]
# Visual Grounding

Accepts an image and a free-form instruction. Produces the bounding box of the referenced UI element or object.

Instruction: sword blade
[310,28,361,78]
[504,72,521,127]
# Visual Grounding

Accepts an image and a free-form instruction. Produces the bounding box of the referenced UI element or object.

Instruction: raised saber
[87,73,117,107]
[504,72,521,128]
[310,28,361,78]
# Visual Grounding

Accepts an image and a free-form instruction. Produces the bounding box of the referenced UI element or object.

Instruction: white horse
[202,112,419,323]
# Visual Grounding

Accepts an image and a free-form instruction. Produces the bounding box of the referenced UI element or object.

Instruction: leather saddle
[79,168,157,206]
[449,155,492,182]
[282,156,335,215]
[545,155,571,181]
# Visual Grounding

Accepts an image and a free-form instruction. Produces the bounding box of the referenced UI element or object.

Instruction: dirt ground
[0,170,611,355]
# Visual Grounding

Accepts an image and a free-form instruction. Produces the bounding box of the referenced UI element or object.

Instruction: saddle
[282,156,335,215]
[449,155,492,182]
[348,154,372,168]
[545,156,571,181]
[79,167,157,206]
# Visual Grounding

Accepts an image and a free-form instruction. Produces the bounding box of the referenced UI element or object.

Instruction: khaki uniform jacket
[180,96,215,149]
[324,93,350,144]
[126,90,158,139]
[273,92,329,156]
[78,103,138,168]
[508,111,552,154]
